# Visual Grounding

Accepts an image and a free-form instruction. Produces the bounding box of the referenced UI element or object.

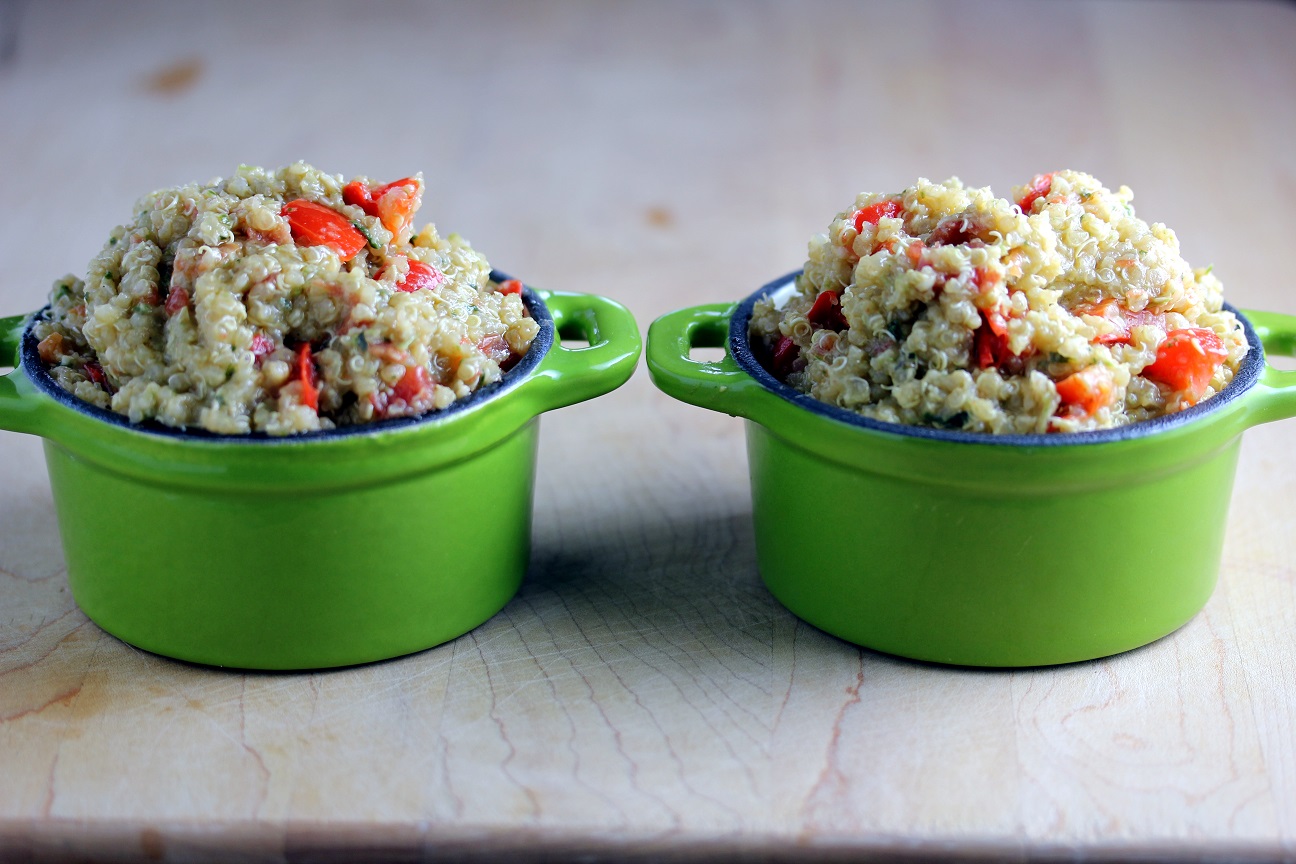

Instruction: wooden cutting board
[2,1,1295,860]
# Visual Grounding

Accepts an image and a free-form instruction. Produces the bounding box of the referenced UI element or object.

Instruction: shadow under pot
[0,278,641,670]
[647,271,1296,667]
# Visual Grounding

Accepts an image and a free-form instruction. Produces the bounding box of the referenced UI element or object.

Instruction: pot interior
[20,271,555,443]
[728,271,1265,448]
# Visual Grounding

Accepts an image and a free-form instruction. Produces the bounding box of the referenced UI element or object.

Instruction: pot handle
[527,290,641,411]
[1,313,23,368]
[1242,309,1296,424]
[0,312,51,437]
[645,303,760,416]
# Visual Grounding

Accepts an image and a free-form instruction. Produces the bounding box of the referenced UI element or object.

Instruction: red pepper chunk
[498,279,524,295]
[772,336,800,378]
[853,199,904,233]
[1142,328,1227,402]
[84,362,108,387]
[393,364,432,403]
[974,326,1009,369]
[973,306,1014,369]
[807,290,848,331]
[1055,365,1116,416]
[1017,173,1055,214]
[294,343,320,411]
[342,180,375,213]
[396,260,445,293]
[281,200,366,261]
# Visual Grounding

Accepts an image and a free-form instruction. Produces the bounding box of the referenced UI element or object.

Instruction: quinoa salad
[749,170,1247,433]
[33,162,539,435]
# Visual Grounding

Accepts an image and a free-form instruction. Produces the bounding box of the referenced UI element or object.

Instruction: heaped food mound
[34,162,539,435]
[749,170,1247,433]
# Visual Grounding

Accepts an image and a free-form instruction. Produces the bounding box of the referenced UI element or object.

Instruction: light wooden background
[2,1,1295,861]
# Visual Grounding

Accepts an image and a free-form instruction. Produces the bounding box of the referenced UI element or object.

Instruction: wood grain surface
[2,1,1295,861]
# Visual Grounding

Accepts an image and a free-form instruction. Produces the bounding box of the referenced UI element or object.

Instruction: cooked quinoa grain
[749,171,1246,433]
[34,162,539,435]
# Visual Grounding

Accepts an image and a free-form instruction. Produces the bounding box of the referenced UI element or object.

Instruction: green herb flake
[354,222,380,249]
[225,366,235,381]
[356,331,368,352]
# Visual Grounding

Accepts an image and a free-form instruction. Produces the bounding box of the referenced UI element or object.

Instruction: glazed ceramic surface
[647,272,1296,666]
[0,280,641,670]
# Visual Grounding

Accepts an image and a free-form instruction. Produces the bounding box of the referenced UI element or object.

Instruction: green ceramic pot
[647,272,1296,667]
[0,278,640,670]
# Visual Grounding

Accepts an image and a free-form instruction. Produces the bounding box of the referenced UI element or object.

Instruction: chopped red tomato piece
[498,279,524,295]
[905,241,925,268]
[853,199,904,233]
[1123,309,1166,336]
[393,364,432,403]
[928,216,982,247]
[342,180,375,213]
[983,306,1009,337]
[396,260,445,293]
[369,178,418,200]
[807,290,848,331]
[342,177,422,240]
[294,343,319,411]
[250,333,275,359]
[477,334,512,366]
[164,286,189,317]
[1142,328,1227,402]
[772,336,800,378]
[281,200,366,261]
[1017,173,1055,214]
[373,179,421,240]
[368,389,390,417]
[1074,300,1166,345]
[1055,365,1116,416]
[970,267,1002,295]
